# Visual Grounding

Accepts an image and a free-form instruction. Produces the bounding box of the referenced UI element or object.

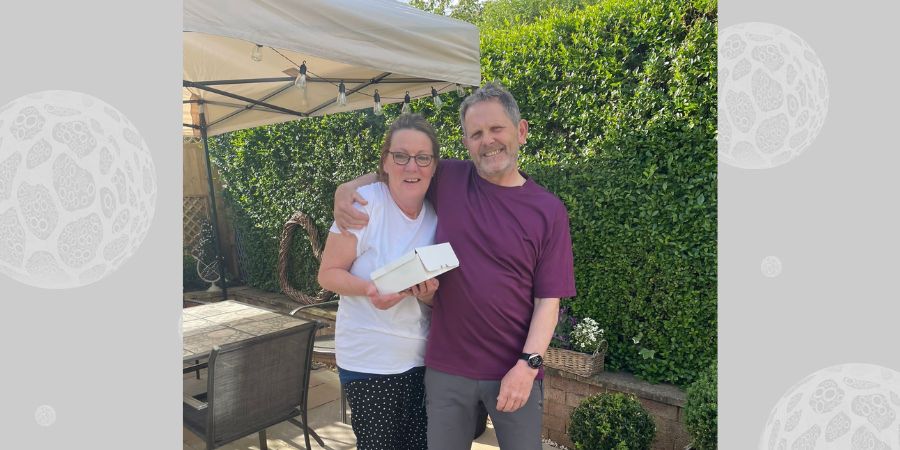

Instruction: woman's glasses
[390,152,434,167]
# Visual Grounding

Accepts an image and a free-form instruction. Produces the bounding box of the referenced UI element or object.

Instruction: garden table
[182,300,310,361]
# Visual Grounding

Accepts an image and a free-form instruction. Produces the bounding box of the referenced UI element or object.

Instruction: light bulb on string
[401,91,411,114]
[294,61,307,90]
[373,90,383,116]
[251,44,263,62]
[432,87,443,111]
[456,84,466,97]
[337,81,348,106]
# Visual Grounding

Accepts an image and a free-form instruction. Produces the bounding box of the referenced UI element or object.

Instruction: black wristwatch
[520,352,543,369]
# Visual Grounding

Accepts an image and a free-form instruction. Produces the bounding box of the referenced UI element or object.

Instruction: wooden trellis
[183,195,209,248]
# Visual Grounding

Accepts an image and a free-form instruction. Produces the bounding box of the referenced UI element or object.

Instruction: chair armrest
[183,361,209,374]
[289,300,339,316]
[183,394,208,411]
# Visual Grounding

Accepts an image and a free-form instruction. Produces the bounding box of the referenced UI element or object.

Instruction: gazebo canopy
[183,0,481,137]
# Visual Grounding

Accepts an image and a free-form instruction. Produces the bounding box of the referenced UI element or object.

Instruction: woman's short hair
[377,113,440,182]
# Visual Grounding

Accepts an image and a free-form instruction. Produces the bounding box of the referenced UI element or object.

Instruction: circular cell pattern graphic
[35,405,57,427]
[761,256,783,278]
[759,363,900,449]
[0,91,157,288]
[719,23,829,169]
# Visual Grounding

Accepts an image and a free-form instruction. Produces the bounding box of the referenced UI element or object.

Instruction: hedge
[208,0,716,385]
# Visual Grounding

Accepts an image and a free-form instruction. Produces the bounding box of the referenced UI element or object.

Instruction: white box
[370,242,459,294]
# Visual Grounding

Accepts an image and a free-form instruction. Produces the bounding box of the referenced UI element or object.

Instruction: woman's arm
[317,231,369,297]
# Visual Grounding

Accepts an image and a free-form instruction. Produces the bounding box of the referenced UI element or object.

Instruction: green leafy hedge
[208,0,716,385]
[493,0,716,385]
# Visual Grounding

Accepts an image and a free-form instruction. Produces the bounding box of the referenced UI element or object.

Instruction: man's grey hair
[459,82,521,134]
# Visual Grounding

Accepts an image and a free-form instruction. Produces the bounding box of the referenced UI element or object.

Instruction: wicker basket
[544,340,607,377]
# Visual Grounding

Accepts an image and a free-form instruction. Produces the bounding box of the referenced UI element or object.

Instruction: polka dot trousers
[344,369,427,450]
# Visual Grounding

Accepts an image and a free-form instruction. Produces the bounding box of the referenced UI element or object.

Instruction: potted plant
[545,306,608,377]
[569,392,656,450]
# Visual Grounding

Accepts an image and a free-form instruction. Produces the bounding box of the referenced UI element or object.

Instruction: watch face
[528,354,543,369]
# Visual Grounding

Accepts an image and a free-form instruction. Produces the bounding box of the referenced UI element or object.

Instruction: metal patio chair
[290,301,347,424]
[183,320,325,449]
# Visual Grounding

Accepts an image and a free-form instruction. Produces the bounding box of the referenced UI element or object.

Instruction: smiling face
[461,99,528,186]
[382,128,436,214]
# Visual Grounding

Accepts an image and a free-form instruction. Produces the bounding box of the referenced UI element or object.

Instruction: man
[334,83,576,449]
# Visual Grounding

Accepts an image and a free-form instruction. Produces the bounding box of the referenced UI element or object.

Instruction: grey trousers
[425,367,544,450]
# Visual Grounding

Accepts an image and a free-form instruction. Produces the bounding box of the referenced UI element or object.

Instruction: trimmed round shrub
[684,363,717,449]
[569,392,656,450]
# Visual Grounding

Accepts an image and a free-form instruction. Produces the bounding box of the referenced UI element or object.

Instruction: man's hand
[407,278,439,305]
[496,360,537,412]
[334,183,370,232]
[365,282,406,310]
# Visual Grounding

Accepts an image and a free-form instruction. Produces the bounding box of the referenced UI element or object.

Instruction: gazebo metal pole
[198,102,228,300]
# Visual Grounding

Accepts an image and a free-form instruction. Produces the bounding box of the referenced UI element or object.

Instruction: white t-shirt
[330,182,437,374]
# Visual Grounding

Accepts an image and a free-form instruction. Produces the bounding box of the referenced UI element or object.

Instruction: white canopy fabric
[184,0,481,137]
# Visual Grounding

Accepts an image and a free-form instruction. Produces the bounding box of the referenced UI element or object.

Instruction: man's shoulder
[438,157,472,171]
[525,178,568,212]
[434,158,472,186]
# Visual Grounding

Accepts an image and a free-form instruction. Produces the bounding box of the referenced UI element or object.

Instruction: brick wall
[542,368,692,450]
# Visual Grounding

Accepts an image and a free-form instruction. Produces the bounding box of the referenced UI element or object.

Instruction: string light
[432,87,443,111]
[373,90,383,116]
[294,61,307,90]
[401,91,411,114]
[337,81,347,106]
[251,44,263,62]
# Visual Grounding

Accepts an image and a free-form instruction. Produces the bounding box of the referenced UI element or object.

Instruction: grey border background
[0,0,180,448]
[720,0,900,446]
[2,0,899,447]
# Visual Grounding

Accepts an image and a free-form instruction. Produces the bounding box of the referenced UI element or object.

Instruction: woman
[317,113,440,450]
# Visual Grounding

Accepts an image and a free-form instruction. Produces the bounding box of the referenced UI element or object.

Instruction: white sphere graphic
[759,363,900,449]
[761,256,783,278]
[719,23,829,169]
[0,91,157,288]
[35,405,57,427]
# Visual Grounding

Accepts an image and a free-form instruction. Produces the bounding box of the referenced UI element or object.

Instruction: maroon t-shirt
[424,159,577,380]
